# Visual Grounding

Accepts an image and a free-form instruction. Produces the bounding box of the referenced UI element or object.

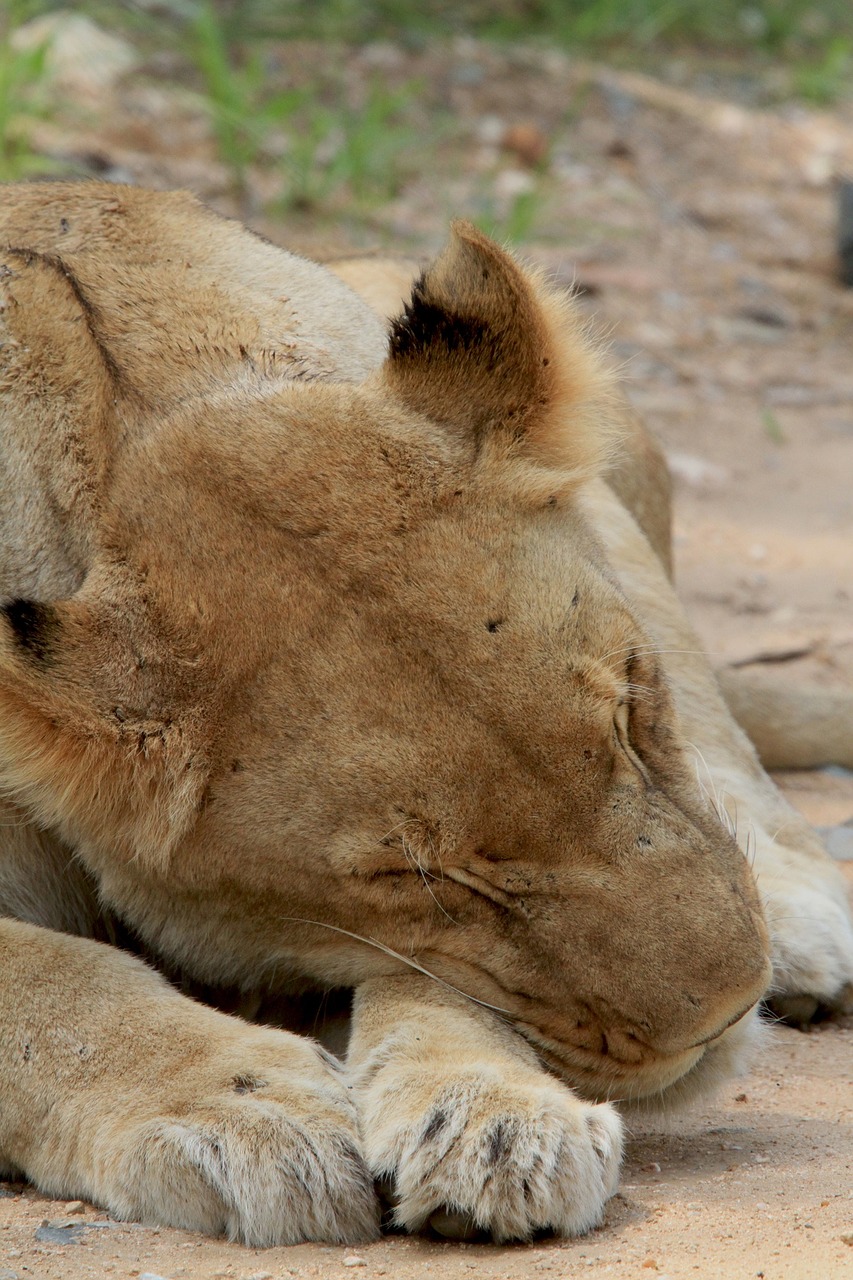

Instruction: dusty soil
[2,19,853,1280]
[2,979,853,1280]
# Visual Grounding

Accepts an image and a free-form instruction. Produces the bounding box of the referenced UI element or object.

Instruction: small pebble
[641,1162,661,1173]
[501,122,549,167]
[64,1200,86,1214]
[139,1273,172,1280]
[343,1257,367,1268]
[824,825,853,861]
[666,452,729,491]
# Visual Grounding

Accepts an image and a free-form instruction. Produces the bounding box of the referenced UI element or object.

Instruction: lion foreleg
[347,974,622,1241]
[0,918,378,1244]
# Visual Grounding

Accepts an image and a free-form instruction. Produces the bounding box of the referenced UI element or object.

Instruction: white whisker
[279,916,510,1014]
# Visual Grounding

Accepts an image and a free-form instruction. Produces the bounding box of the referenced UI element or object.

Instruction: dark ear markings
[389,275,491,363]
[2,599,58,662]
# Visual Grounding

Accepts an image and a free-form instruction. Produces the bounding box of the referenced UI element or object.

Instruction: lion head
[0,196,770,1106]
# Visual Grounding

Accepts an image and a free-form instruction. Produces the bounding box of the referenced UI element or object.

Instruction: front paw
[763,880,853,1026]
[94,1031,379,1246]
[358,1065,622,1242]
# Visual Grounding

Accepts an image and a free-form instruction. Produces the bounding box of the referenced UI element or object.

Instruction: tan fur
[0,183,850,1246]
[717,668,853,770]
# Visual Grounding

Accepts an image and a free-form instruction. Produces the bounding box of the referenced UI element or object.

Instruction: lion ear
[383,221,618,478]
[0,597,209,873]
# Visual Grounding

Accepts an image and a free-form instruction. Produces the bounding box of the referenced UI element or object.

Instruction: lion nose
[675,956,772,1052]
[688,992,764,1048]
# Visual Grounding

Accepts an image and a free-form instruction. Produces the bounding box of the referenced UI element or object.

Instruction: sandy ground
[2,18,853,1280]
[2,956,852,1280]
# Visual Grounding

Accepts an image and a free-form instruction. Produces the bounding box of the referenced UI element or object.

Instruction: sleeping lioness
[0,183,851,1247]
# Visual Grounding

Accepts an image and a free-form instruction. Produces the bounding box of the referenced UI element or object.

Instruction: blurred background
[2,0,853,824]
[5,1,853,238]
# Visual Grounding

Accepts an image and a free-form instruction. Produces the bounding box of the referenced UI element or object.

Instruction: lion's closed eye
[445,865,517,909]
[612,700,651,786]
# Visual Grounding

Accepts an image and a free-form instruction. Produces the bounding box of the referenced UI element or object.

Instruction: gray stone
[34,1223,85,1244]
[820,822,853,861]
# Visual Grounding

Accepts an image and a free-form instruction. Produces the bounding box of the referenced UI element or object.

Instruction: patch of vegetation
[480,186,544,244]
[762,407,787,444]
[203,0,853,58]
[792,36,851,105]
[17,1,853,62]
[170,2,853,111]
[5,0,852,242]
[0,5,52,181]
[185,2,423,210]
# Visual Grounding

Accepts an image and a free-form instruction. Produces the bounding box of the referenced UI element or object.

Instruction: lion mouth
[514,1021,710,1103]
[515,997,763,1107]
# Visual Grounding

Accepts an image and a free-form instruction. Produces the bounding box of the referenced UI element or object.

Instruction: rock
[0,1270,19,1280]
[343,1258,367,1268]
[11,13,138,100]
[64,1200,86,1214]
[34,1223,85,1244]
[139,1273,172,1280]
[501,123,549,167]
[476,114,506,146]
[493,168,537,201]
[820,765,853,779]
[360,42,405,72]
[821,822,853,861]
[710,315,786,345]
[666,452,729,491]
[736,305,790,329]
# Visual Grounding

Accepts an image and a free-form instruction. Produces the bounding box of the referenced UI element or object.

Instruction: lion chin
[0,182,850,1248]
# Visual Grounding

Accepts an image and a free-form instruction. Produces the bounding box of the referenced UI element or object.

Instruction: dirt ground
[2,18,853,1280]
[2,979,852,1279]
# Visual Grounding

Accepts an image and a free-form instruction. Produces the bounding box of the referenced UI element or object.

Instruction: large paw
[762,880,853,1026]
[91,1033,379,1246]
[358,1065,622,1242]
